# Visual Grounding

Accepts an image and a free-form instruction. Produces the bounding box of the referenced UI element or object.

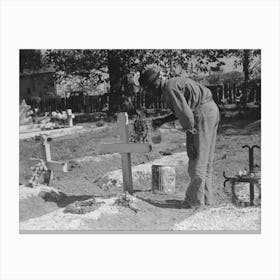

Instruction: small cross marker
[29,135,68,186]
[66,109,75,127]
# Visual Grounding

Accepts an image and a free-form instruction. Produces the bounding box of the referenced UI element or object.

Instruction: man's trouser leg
[204,116,219,205]
[185,101,219,206]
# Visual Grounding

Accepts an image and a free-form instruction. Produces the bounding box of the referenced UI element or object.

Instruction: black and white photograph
[1,1,280,280]
[19,49,261,232]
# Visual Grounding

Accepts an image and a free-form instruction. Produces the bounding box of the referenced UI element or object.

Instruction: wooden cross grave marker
[29,135,68,185]
[100,112,152,193]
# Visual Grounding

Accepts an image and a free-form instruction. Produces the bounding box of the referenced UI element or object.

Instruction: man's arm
[167,87,195,132]
[159,113,177,124]
[152,113,177,129]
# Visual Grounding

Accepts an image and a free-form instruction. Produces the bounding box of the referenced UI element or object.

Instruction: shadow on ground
[20,191,110,222]
[137,197,192,209]
[56,195,94,207]
[218,117,260,136]
[133,189,192,209]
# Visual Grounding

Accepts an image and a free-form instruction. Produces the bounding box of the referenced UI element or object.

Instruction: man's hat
[139,68,160,88]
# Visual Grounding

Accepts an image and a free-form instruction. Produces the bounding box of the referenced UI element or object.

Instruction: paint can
[152,165,176,194]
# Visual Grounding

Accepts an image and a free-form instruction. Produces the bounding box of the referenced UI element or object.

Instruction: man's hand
[187,128,198,135]
[151,118,163,130]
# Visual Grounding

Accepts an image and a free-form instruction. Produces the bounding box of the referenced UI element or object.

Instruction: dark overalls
[162,77,220,206]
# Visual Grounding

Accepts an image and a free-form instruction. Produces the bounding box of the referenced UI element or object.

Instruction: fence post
[76,95,79,113]
[218,86,222,104]
[256,84,261,102]
[254,85,257,102]
[233,83,236,102]
[98,96,102,112]
[224,83,227,101]
[229,83,232,103]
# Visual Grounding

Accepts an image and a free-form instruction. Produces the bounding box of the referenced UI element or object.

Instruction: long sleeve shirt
[161,77,213,131]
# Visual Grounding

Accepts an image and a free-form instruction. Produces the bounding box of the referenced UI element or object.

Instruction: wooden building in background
[19,67,56,103]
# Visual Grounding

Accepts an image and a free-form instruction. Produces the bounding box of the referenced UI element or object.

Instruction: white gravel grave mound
[19,194,154,231]
[173,204,261,232]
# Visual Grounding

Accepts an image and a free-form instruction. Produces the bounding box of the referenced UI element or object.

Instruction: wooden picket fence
[34,94,109,114]
[29,82,261,114]
[207,83,261,105]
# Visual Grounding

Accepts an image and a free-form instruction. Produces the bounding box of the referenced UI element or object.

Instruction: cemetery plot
[19,116,261,231]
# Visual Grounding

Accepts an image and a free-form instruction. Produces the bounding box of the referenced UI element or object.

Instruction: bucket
[152,165,176,194]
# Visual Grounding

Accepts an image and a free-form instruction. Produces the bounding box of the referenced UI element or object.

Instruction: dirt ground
[19,114,261,231]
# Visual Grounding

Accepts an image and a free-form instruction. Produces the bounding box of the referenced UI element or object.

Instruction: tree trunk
[108,50,122,113]
[243,50,250,100]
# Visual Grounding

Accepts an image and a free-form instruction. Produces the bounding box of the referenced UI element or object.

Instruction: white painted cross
[100,112,152,193]
[66,109,75,127]
[29,135,68,185]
